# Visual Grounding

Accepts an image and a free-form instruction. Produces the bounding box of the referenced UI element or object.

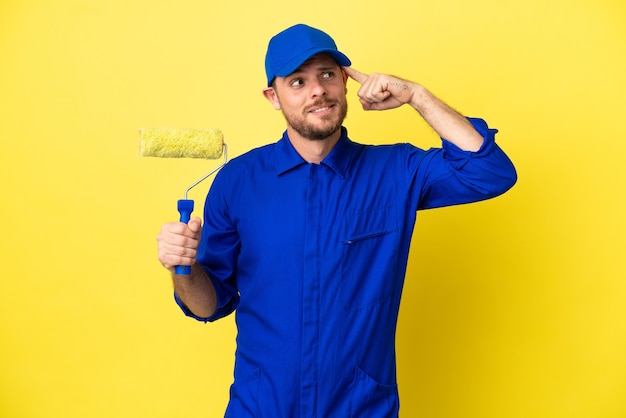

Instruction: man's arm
[343,67,483,151]
[157,217,217,318]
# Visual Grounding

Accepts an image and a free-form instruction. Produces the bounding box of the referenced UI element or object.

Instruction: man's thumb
[188,216,202,232]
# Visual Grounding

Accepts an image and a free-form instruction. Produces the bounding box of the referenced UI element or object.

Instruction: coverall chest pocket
[341,206,399,311]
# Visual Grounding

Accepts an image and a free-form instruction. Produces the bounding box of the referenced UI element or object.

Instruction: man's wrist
[407,83,428,111]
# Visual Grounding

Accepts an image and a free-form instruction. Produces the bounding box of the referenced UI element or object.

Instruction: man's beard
[283,100,348,141]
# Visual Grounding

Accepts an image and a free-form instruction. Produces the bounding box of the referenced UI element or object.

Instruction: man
[157,23,516,417]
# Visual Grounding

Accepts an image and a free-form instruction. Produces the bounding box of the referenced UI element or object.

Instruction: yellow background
[1,0,625,417]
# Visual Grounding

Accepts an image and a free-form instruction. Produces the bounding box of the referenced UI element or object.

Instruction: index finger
[343,66,368,84]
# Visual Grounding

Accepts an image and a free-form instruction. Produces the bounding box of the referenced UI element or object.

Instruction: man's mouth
[307,103,335,114]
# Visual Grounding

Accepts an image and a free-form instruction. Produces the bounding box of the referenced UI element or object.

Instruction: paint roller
[138,127,228,275]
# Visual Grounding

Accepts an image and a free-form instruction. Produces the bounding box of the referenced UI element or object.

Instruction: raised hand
[343,66,415,111]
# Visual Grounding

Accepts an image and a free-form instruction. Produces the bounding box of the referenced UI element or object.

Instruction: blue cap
[265,24,351,87]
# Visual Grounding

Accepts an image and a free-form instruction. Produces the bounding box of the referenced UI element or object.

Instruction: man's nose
[309,79,327,98]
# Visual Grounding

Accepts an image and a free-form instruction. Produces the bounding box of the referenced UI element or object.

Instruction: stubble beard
[284,100,348,141]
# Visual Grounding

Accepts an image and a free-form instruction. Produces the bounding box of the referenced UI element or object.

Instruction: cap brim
[273,49,351,78]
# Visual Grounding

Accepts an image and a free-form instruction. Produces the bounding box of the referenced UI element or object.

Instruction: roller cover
[138,127,224,159]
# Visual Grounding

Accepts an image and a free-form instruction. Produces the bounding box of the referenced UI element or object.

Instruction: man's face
[267,53,348,141]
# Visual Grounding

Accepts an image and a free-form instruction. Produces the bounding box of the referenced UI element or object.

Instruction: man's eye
[322,71,334,79]
[290,79,304,87]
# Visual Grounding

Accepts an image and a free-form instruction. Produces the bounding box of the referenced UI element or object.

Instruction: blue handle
[175,199,195,275]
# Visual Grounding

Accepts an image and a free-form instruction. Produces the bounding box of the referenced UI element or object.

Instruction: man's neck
[286,127,342,164]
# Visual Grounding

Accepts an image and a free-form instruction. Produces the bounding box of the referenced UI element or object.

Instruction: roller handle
[175,199,195,275]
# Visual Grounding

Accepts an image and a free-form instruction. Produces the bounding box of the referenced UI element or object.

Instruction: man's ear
[263,87,281,110]
[342,67,349,94]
